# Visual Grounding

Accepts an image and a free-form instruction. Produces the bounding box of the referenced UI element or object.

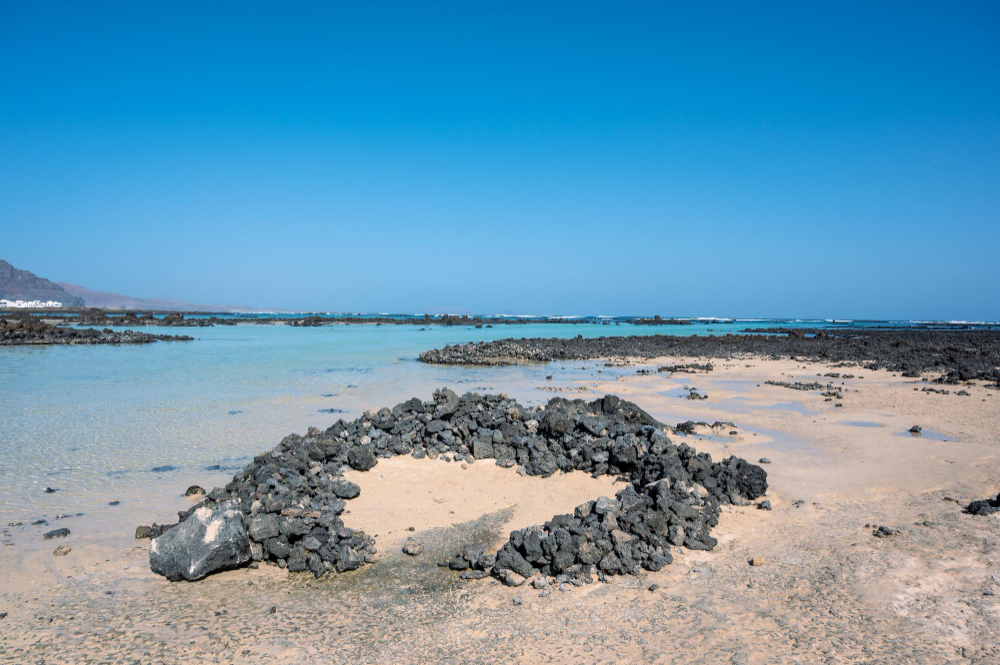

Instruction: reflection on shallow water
[893,429,953,442]
[842,420,884,428]
[762,401,817,416]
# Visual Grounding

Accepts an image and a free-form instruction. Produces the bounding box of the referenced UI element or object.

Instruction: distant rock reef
[418,329,1000,385]
[0,317,193,345]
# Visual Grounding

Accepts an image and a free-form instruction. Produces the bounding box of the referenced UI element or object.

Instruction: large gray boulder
[149,501,251,581]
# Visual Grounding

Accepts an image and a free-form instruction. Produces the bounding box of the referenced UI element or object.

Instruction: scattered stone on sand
[185,485,206,496]
[873,525,900,538]
[749,556,766,566]
[52,545,71,556]
[43,528,70,540]
[44,487,58,493]
[758,458,771,464]
[135,523,173,539]
[402,538,423,556]
[149,501,251,581]
[108,501,120,506]
[512,596,523,606]
[675,420,736,436]
[910,425,923,434]
[757,500,772,511]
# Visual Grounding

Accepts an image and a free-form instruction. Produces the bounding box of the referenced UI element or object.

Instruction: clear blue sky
[1,2,998,319]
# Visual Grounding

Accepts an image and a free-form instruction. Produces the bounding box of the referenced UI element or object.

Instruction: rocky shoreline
[0,318,194,345]
[143,390,767,585]
[418,329,1000,385]
[13,309,687,328]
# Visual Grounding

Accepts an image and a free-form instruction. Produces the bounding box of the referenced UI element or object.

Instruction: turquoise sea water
[0,318,981,548]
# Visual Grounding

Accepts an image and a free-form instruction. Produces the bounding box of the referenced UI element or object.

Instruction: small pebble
[758,458,771,464]
[648,583,660,592]
[512,597,522,606]
[749,556,766,567]
[52,545,71,556]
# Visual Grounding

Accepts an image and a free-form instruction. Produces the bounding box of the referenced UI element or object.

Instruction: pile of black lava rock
[149,389,767,583]
[965,493,1000,516]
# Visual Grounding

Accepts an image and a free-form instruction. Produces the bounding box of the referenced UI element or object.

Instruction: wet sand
[2,357,998,663]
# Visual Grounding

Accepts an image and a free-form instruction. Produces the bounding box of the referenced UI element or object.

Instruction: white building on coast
[0,298,64,308]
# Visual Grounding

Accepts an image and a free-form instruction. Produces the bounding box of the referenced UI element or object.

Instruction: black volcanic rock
[148,390,767,584]
[0,259,84,307]
[0,318,193,345]
[417,330,1000,385]
[965,493,1000,516]
[149,501,251,581]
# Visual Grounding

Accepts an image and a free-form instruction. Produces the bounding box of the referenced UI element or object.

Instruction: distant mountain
[0,259,84,306]
[56,282,256,312]
[0,259,256,311]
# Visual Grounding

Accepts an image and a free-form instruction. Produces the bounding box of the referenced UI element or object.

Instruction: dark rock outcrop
[417,330,1000,385]
[149,501,251,581]
[0,318,193,345]
[965,493,1000,516]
